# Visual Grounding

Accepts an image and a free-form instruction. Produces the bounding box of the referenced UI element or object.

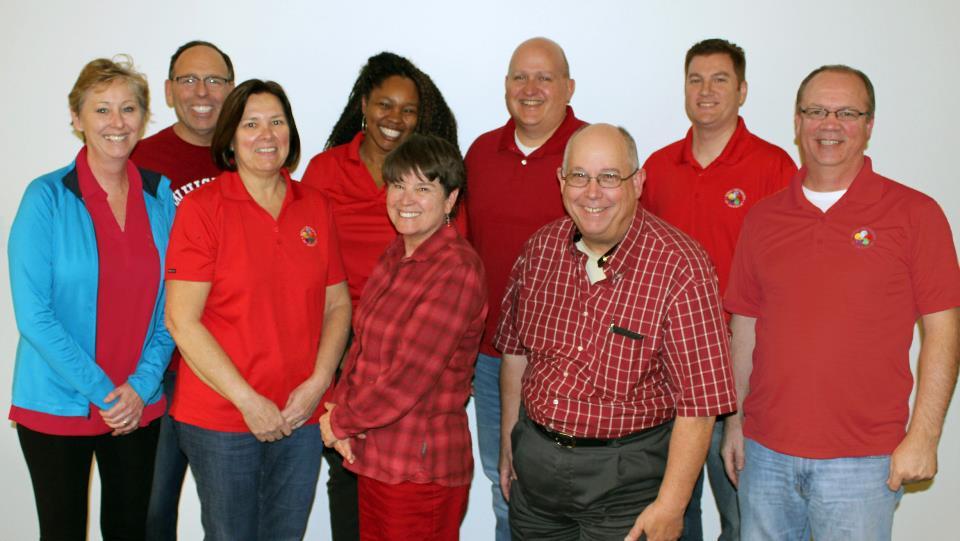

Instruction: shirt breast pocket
[593,322,651,400]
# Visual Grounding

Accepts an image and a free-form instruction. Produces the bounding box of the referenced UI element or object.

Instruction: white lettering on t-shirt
[172,177,215,206]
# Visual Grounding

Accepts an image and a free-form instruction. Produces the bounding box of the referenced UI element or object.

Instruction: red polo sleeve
[165,195,218,282]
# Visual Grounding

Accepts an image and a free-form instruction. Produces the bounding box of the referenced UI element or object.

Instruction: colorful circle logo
[300,226,317,247]
[851,227,875,249]
[724,188,746,208]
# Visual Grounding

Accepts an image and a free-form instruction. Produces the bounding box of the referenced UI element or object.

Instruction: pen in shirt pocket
[609,320,644,340]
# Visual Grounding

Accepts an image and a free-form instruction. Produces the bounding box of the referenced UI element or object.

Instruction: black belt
[532,421,659,449]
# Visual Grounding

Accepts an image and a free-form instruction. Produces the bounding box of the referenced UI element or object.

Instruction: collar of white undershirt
[802,185,847,212]
[575,239,607,284]
[514,131,540,156]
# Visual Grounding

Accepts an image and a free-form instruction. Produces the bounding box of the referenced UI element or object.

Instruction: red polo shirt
[642,117,796,294]
[166,170,346,432]
[465,107,587,356]
[301,132,467,311]
[725,157,960,458]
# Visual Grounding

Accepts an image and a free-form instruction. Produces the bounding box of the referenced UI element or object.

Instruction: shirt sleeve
[8,179,116,409]
[323,197,347,286]
[330,260,487,439]
[908,196,960,314]
[165,194,218,282]
[662,275,737,417]
[128,178,177,401]
[724,212,763,317]
[493,249,527,355]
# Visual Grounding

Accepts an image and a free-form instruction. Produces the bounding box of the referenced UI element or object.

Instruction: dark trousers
[509,412,672,540]
[323,442,360,541]
[146,371,189,541]
[17,420,161,541]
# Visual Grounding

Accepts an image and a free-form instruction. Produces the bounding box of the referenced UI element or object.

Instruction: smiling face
[386,170,459,256]
[684,53,746,132]
[505,38,575,146]
[165,45,234,146]
[232,92,290,180]
[71,79,145,165]
[559,124,644,255]
[795,70,874,186]
[361,75,419,157]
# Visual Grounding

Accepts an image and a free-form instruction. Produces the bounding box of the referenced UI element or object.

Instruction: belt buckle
[553,431,577,449]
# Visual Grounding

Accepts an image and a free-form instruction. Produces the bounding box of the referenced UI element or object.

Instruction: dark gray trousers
[509,411,672,540]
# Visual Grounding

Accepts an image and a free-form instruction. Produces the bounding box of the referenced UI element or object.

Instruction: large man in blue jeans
[465,36,586,539]
[722,65,960,540]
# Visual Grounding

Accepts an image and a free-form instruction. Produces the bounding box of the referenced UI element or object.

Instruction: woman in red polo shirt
[164,79,351,541]
[300,51,460,537]
[320,134,487,541]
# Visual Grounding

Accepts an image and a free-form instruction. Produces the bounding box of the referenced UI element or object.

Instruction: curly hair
[325,52,458,150]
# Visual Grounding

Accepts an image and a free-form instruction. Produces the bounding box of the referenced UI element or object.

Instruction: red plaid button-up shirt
[330,226,487,486]
[495,210,736,438]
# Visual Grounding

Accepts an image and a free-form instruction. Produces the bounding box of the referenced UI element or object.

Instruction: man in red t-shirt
[464,37,586,541]
[130,40,235,541]
[642,38,796,541]
[723,65,960,541]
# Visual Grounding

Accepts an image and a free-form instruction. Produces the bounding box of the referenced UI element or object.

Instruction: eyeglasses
[173,75,233,87]
[798,107,870,122]
[561,169,637,189]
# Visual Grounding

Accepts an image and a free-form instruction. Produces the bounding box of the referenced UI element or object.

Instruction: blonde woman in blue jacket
[8,56,175,540]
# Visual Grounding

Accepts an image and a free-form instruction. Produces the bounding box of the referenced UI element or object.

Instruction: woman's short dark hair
[326,52,458,150]
[382,134,466,218]
[211,79,301,171]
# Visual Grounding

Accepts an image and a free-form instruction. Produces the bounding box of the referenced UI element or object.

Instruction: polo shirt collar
[497,106,581,157]
[678,116,750,168]
[347,131,365,164]
[219,168,300,205]
[390,224,459,263]
[791,156,882,210]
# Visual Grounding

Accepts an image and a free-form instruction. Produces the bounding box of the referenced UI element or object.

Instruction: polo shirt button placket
[521,159,527,166]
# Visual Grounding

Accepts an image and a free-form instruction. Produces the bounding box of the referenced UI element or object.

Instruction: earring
[444,213,451,226]
[361,116,366,133]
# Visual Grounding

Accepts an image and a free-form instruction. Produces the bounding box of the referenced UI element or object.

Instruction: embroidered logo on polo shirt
[300,226,317,247]
[852,227,876,248]
[724,188,746,208]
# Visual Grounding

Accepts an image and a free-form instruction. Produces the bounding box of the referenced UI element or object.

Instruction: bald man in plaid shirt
[496,124,736,541]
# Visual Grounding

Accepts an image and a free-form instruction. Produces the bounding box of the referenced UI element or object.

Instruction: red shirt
[641,117,796,294]
[465,107,587,357]
[165,170,346,432]
[301,133,467,311]
[725,157,960,458]
[331,226,487,486]
[132,125,221,206]
[12,147,163,435]
[495,211,736,438]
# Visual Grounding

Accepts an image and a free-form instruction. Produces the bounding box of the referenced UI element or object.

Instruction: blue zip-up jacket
[8,160,176,416]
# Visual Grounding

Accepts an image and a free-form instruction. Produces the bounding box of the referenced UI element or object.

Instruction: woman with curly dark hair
[301,53,459,540]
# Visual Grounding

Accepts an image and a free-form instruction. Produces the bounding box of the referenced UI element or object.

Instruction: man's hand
[281,377,326,430]
[887,431,938,491]
[238,393,291,442]
[720,417,745,487]
[624,498,684,541]
[499,441,517,502]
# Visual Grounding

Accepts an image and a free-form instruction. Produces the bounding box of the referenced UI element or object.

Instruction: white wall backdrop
[1,1,958,539]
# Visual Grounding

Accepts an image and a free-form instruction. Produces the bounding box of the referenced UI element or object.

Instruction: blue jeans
[740,438,902,541]
[473,353,511,541]
[176,421,323,541]
[681,419,740,541]
[146,371,189,541]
